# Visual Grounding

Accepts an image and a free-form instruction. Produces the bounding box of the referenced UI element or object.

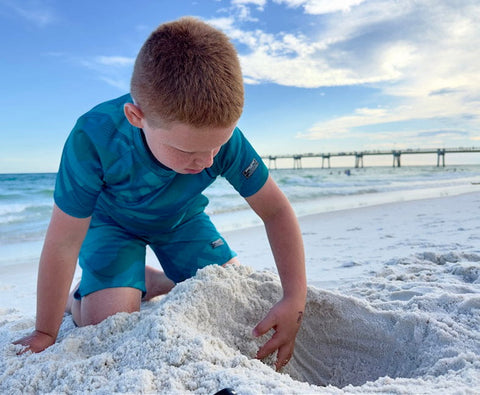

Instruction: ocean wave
[0,203,52,224]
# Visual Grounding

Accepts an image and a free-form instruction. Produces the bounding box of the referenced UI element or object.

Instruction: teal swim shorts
[74,210,236,299]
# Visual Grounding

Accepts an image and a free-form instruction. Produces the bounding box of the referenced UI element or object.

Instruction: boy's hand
[13,330,56,354]
[252,296,304,371]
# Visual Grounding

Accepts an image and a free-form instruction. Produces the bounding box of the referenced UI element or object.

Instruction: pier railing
[263,147,480,169]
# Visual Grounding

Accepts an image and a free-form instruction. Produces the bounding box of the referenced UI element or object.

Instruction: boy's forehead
[150,122,235,151]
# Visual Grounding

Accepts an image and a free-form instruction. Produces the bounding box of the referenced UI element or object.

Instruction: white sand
[1,192,480,394]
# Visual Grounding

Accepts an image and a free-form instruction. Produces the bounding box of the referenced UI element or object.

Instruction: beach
[1,185,479,393]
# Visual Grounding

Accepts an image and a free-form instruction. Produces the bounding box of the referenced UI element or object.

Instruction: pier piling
[355,153,364,168]
[322,154,331,169]
[268,156,277,169]
[293,155,303,169]
[437,149,445,167]
[393,151,401,167]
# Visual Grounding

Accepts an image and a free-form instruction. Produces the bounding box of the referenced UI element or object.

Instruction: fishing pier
[264,147,480,169]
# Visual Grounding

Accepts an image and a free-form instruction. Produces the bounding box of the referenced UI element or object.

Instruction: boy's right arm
[14,204,90,353]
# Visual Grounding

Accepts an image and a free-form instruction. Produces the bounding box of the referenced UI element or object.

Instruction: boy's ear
[124,103,145,128]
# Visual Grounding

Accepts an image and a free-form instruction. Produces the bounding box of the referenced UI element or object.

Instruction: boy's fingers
[275,343,294,371]
[13,330,55,354]
[13,337,35,355]
[255,334,281,360]
[253,301,303,366]
[252,313,276,338]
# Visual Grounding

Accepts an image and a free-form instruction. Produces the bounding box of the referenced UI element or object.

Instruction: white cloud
[228,0,267,21]
[299,90,479,137]
[274,0,367,15]
[299,106,399,139]
[210,15,389,87]
[232,0,267,9]
[80,55,135,91]
[95,56,135,67]
[98,76,130,91]
[0,0,56,27]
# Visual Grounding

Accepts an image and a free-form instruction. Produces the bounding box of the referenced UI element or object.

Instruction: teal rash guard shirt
[54,94,269,236]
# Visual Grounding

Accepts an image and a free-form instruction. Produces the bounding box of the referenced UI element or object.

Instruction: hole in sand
[284,289,450,388]
[177,267,462,390]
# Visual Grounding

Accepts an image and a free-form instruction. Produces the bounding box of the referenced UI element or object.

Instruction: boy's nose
[196,151,214,168]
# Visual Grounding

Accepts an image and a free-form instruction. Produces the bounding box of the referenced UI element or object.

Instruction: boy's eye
[170,146,192,155]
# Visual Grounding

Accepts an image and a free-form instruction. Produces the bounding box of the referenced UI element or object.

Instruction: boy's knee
[74,287,142,327]
[223,257,240,266]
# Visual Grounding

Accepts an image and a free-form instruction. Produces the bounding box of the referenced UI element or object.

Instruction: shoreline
[212,181,480,233]
[2,190,480,316]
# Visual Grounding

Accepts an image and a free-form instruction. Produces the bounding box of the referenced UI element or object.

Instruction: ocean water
[1,165,479,266]
[205,164,480,230]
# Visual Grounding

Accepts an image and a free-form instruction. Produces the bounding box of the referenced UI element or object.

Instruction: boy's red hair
[131,17,244,128]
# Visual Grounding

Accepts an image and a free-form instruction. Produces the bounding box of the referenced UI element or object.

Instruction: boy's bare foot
[65,281,80,314]
[143,265,175,301]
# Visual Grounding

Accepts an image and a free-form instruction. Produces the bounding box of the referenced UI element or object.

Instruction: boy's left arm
[245,175,307,371]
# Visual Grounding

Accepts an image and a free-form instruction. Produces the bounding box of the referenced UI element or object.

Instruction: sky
[1,0,479,173]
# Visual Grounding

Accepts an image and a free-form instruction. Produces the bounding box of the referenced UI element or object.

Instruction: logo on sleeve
[210,238,225,249]
[242,158,259,179]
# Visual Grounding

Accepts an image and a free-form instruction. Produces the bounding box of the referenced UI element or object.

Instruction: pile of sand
[1,264,479,394]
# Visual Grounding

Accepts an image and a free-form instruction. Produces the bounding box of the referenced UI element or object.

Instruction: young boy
[14,17,306,371]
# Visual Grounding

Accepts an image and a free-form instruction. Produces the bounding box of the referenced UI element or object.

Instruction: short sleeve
[215,128,269,197]
[54,124,104,218]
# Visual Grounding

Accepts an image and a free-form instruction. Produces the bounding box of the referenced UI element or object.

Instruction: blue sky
[1,0,479,172]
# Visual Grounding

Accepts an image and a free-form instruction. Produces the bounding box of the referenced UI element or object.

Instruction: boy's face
[142,120,235,174]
